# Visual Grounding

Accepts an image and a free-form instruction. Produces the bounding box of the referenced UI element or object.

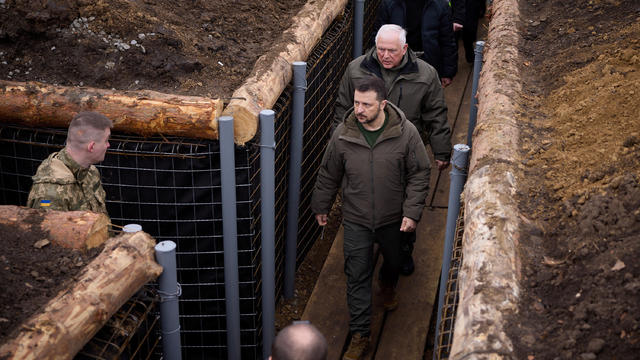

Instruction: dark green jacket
[333,47,451,161]
[313,102,430,230]
[27,148,108,215]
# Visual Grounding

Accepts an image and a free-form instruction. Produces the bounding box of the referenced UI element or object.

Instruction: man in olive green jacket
[313,77,430,360]
[27,111,112,216]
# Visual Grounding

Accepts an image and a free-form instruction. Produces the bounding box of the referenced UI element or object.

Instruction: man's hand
[441,77,452,88]
[453,23,464,32]
[315,214,328,226]
[400,217,417,232]
[435,160,450,171]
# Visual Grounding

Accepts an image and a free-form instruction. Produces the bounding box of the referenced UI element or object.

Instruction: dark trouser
[343,220,404,336]
[401,230,416,264]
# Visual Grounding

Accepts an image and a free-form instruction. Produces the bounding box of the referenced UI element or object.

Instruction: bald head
[271,323,327,360]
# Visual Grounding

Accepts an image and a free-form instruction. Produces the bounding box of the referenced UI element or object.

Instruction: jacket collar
[360,46,420,78]
[339,102,407,146]
[58,147,90,181]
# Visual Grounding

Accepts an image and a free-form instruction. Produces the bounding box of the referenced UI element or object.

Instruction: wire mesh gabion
[0,0,383,358]
[74,286,162,360]
[434,206,465,359]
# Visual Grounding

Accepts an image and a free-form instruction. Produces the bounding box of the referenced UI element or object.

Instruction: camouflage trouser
[342,220,403,336]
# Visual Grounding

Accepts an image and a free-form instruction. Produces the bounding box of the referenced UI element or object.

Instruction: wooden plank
[374,208,447,359]
[302,226,349,359]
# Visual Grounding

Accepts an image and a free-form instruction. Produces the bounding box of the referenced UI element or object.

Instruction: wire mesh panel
[434,206,465,359]
[0,1,384,358]
[0,125,260,360]
[75,286,161,360]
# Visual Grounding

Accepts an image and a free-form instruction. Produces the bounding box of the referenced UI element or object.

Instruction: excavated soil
[508,0,640,359]
[0,217,101,345]
[0,0,309,345]
[0,0,307,99]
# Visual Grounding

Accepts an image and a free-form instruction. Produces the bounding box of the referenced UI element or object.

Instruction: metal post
[433,144,470,360]
[219,116,241,360]
[467,41,485,147]
[284,62,307,299]
[122,223,142,233]
[353,0,365,58]
[259,109,276,359]
[155,241,182,360]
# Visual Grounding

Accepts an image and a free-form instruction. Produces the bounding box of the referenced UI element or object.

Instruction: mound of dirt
[508,0,640,358]
[0,218,101,344]
[0,0,306,98]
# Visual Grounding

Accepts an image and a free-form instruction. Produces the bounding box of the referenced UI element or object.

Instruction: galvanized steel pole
[353,0,365,58]
[259,109,276,359]
[219,116,241,360]
[155,240,182,360]
[467,41,485,146]
[284,62,307,299]
[433,144,470,360]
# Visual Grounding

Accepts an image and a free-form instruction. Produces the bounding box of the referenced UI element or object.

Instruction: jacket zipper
[369,146,376,230]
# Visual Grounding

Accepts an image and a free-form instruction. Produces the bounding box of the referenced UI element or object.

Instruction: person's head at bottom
[270,322,327,360]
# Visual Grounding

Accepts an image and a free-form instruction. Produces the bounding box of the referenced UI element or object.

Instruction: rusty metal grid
[435,205,465,359]
[75,286,161,360]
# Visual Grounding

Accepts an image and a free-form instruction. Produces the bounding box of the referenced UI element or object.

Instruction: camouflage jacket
[27,148,108,215]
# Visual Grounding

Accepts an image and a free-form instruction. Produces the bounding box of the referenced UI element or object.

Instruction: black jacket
[377,0,458,79]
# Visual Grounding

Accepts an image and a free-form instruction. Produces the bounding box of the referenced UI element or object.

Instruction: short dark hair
[354,76,386,102]
[67,111,113,146]
[271,323,327,360]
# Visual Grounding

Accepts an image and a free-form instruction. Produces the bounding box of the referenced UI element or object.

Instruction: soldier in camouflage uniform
[27,111,112,216]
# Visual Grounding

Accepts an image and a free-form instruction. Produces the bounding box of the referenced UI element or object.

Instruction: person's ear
[380,99,387,110]
[87,141,95,153]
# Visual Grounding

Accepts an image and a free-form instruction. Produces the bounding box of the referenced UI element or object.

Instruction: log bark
[0,231,163,360]
[0,80,222,139]
[450,0,522,358]
[0,205,109,249]
[222,0,348,144]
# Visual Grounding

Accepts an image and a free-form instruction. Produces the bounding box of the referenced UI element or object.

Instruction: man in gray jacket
[313,76,430,360]
[333,24,451,276]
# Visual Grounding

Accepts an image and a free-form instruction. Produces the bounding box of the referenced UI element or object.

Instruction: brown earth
[0,217,101,345]
[0,0,307,99]
[508,0,640,359]
[0,0,309,346]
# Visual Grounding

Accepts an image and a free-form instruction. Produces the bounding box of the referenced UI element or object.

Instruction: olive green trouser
[343,220,404,336]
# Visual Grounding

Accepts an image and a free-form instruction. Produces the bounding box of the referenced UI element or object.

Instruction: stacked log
[0,80,222,139]
[0,205,109,249]
[0,208,163,360]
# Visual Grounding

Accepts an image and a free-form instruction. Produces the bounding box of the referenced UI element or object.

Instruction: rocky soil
[0,218,101,344]
[0,0,306,99]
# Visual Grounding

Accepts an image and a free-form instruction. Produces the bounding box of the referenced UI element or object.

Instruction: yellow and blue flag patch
[39,200,51,207]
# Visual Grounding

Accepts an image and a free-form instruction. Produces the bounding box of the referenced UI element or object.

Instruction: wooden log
[0,80,222,139]
[222,0,348,144]
[0,205,109,249]
[0,231,163,360]
[450,0,522,358]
